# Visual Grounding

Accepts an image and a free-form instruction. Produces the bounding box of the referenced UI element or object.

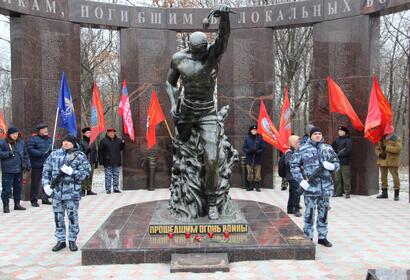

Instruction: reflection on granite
[81,200,315,265]
[366,269,410,280]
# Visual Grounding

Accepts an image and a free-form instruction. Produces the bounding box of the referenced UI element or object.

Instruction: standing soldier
[0,127,31,213]
[284,135,302,217]
[98,128,125,194]
[242,125,265,192]
[79,127,98,196]
[42,135,91,252]
[375,132,402,201]
[290,127,340,247]
[331,125,352,198]
[27,123,52,206]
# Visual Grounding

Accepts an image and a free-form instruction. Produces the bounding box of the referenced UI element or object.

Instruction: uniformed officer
[42,135,91,252]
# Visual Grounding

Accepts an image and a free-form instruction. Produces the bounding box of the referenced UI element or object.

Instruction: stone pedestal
[218,28,274,189]
[120,28,176,190]
[312,15,380,195]
[10,15,80,201]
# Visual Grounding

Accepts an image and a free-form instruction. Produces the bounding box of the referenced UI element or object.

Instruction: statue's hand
[214,4,235,16]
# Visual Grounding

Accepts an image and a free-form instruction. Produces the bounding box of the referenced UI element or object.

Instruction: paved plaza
[0,169,409,279]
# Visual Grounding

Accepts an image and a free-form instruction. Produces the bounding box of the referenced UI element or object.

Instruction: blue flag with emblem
[57,72,77,136]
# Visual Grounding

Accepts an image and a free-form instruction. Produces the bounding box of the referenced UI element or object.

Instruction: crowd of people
[0,121,403,251]
[243,123,403,247]
[0,123,126,251]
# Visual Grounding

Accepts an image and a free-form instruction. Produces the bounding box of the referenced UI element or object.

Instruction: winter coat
[80,137,98,165]
[375,134,402,167]
[0,138,31,174]
[331,135,352,166]
[98,135,125,167]
[290,138,340,197]
[27,134,52,169]
[284,149,296,182]
[242,134,265,165]
[42,148,91,201]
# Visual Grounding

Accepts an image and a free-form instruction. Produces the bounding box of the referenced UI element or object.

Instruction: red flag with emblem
[364,76,394,144]
[146,90,165,150]
[118,80,135,141]
[279,85,292,144]
[90,82,105,144]
[0,112,7,139]
[257,100,288,153]
[327,77,364,131]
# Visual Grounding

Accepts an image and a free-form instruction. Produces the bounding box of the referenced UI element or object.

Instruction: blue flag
[57,72,77,136]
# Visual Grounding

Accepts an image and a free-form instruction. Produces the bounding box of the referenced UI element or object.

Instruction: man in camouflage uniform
[42,135,91,252]
[290,127,340,247]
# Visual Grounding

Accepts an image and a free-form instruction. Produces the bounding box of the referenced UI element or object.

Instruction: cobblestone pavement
[0,168,409,279]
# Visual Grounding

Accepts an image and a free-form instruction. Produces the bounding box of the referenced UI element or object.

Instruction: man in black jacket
[27,123,52,206]
[98,128,125,194]
[80,128,98,196]
[331,125,352,198]
[242,125,265,192]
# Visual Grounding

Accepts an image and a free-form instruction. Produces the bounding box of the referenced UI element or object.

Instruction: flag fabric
[90,82,105,144]
[279,85,292,144]
[118,80,135,141]
[0,112,7,139]
[146,90,165,150]
[327,77,364,131]
[364,76,394,144]
[57,72,77,136]
[257,100,288,153]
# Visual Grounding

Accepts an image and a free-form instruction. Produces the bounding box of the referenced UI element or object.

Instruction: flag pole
[163,118,173,139]
[51,107,59,150]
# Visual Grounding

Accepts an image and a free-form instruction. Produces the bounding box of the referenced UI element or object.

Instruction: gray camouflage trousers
[53,200,80,242]
[303,196,330,240]
[104,166,120,192]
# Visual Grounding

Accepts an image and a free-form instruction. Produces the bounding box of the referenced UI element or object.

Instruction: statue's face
[189,32,208,58]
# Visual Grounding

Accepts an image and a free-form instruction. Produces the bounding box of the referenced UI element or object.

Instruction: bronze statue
[166,5,238,220]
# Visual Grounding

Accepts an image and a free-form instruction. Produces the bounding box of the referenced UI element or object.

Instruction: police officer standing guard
[42,135,91,252]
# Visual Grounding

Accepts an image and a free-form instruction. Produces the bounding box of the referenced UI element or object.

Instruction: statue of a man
[165,5,233,220]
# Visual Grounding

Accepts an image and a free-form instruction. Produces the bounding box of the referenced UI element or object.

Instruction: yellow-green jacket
[375,134,402,167]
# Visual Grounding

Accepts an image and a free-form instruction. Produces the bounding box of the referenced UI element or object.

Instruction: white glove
[44,184,53,196]
[61,164,74,175]
[323,161,335,171]
[299,180,310,191]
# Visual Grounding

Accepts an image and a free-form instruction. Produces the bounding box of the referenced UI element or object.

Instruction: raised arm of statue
[210,4,232,60]
[165,58,180,122]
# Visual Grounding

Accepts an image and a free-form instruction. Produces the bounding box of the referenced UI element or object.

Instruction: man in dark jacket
[242,125,265,192]
[79,127,98,196]
[27,123,52,206]
[331,125,352,198]
[0,127,31,213]
[98,128,125,194]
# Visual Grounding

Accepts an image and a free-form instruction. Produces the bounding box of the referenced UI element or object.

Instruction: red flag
[279,85,292,144]
[118,80,135,141]
[364,76,394,144]
[90,82,105,144]
[257,100,288,153]
[146,90,165,150]
[327,77,364,131]
[0,112,7,139]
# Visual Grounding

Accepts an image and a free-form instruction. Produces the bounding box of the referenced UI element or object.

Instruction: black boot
[318,239,333,247]
[3,205,10,213]
[376,188,388,199]
[87,191,97,195]
[31,200,40,207]
[394,189,399,201]
[254,181,261,192]
[246,182,254,191]
[52,242,66,252]
[69,241,78,252]
[42,198,52,205]
[14,202,26,210]
[80,190,86,197]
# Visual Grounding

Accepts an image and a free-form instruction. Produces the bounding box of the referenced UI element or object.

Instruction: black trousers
[287,180,301,213]
[30,168,47,202]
